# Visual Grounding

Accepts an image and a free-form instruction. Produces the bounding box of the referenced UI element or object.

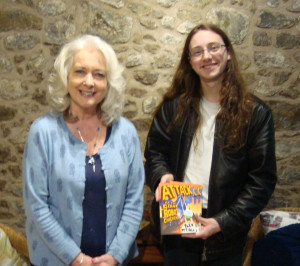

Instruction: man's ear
[227,52,231,60]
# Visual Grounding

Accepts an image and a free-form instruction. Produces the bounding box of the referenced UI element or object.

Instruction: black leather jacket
[144,95,277,260]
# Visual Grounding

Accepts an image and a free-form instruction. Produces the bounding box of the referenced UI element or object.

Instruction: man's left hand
[182,215,221,239]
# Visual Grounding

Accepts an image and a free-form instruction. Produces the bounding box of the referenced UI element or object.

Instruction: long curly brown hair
[156,24,253,150]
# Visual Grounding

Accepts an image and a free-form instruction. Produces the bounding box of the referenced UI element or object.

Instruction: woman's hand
[182,214,221,239]
[91,254,118,266]
[70,252,93,266]
[155,174,174,202]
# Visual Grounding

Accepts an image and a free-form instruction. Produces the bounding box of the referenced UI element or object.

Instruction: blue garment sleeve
[22,119,81,265]
[106,124,145,264]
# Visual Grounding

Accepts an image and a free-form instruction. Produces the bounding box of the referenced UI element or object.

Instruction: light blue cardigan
[22,113,145,265]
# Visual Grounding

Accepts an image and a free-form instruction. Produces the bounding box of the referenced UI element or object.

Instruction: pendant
[88,156,96,172]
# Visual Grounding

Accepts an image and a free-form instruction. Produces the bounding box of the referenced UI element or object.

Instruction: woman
[144,24,277,265]
[22,35,145,266]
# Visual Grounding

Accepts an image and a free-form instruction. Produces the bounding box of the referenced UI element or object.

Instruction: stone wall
[0,0,299,235]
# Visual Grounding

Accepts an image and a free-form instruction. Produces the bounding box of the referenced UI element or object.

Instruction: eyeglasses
[189,43,226,59]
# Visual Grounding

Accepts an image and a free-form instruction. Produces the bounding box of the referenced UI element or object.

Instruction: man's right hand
[155,174,174,202]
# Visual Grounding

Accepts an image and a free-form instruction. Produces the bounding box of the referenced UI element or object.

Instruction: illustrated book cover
[158,181,203,235]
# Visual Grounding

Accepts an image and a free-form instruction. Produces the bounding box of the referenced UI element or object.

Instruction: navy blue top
[80,127,112,257]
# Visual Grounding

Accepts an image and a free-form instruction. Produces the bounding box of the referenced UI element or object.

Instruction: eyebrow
[73,65,106,72]
[190,42,223,49]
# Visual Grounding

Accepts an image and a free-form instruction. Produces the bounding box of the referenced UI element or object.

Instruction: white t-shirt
[183,97,220,209]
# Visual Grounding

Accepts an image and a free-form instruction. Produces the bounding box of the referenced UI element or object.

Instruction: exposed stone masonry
[0,0,299,235]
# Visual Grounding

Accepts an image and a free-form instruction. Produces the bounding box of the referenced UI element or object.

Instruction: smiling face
[189,30,231,86]
[67,47,108,116]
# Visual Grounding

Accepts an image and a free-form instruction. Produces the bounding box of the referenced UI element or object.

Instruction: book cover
[158,181,203,235]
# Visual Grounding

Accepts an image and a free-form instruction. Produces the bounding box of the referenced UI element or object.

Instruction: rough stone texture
[145,44,161,54]
[0,106,17,121]
[177,8,203,21]
[87,3,133,44]
[236,53,251,70]
[140,17,158,30]
[267,0,280,8]
[276,139,300,160]
[0,57,12,73]
[128,3,152,16]
[45,19,76,45]
[267,100,300,130]
[279,76,300,99]
[134,70,159,85]
[4,33,40,50]
[278,167,300,185]
[257,69,272,77]
[132,118,152,132]
[177,21,196,34]
[127,88,147,98]
[287,0,300,12]
[253,31,271,46]
[126,53,143,68]
[242,72,256,87]
[257,10,297,29]
[99,0,125,9]
[156,54,176,68]
[254,80,278,96]
[295,52,300,63]
[143,96,158,114]
[273,71,292,86]
[206,8,249,45]
[276,33,300,49]
[162,16,175,29]
[0,145,11,163]
[0,0,299,236]
[157,0,177,8]
[160,33,181,44]
[0,79,27,100]
[0,10,42,32]
[254,51,285,68]
[37,0,67,16]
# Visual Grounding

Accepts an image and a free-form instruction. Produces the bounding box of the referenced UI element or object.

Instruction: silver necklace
[77,127,100,173]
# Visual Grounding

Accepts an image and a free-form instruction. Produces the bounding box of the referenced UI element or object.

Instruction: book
[158,181,203,235]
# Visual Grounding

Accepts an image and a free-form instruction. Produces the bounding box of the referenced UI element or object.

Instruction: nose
[202,49,212,60]
[84,73,94,88]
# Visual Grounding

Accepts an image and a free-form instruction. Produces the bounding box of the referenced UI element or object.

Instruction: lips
[201,63,217,69]
[79,90,95,96]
